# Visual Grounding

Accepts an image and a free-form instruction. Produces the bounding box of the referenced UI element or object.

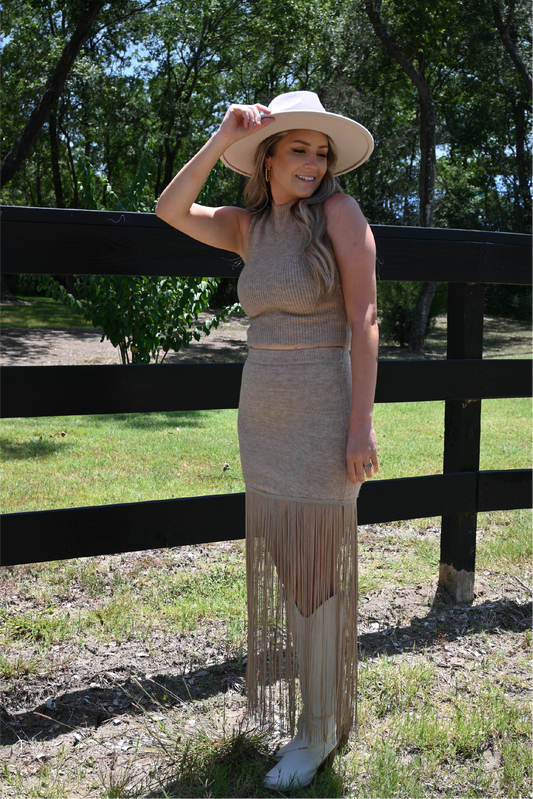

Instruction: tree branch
[492,0,532,96]
[1,1,106,189]
[364,0,433,105]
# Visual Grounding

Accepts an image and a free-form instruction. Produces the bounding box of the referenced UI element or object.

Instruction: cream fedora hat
[221,91,373,177]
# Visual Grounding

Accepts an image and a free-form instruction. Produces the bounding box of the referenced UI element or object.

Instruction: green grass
[0,296,94,329]
[372,401,445,479]
[373,397,532,481]
[350,654,532,798]
[1,399,530,513]
[0,410,243,513]
[1,541,248,660]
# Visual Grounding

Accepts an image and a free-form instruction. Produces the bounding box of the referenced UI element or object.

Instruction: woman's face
[265,129,329,205]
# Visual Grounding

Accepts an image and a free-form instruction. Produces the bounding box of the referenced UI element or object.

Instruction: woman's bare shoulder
[324,193,365,225]
[324,194,375,266]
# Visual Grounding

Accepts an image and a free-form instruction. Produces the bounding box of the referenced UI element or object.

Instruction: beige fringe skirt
[238,346,360,744]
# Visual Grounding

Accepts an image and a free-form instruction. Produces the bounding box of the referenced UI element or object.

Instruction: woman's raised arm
[155,104,274,259]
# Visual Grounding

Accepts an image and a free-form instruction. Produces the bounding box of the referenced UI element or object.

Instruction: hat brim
[220,110,374,177]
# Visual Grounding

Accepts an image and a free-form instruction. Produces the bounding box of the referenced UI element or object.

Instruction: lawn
[0,296,94,329]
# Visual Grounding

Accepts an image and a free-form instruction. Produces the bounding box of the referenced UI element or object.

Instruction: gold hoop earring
[265,165,271,183]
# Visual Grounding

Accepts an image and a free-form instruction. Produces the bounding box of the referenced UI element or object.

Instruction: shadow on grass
[0,413,209,459]
[0,436,73,461]
[0,657,246,748]
[0,326,99,363]
[482,317,532,358]
[79,410,210,431]
[373,316,531,361]
[137,726,346,798]
[358,593,531,660]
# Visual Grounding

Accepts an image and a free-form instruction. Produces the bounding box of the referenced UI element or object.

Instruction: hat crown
[268,91,326,115]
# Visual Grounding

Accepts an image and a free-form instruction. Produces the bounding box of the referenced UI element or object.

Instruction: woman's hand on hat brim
[218,103,275,143]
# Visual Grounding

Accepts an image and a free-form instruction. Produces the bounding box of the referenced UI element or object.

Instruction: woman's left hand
[346,420,378,485]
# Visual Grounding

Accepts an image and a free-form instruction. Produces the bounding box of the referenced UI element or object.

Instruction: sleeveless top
[237,203,351,348]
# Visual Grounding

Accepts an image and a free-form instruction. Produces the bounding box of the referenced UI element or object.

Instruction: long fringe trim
[245,486,358,745]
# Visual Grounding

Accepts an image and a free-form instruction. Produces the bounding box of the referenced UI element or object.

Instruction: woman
[156,90,378,789]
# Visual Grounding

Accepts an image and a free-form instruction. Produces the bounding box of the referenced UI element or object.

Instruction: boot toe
[264,749,316,790]
[265,739,338,790]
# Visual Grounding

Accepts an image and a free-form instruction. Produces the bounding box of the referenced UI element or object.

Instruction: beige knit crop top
[237,203,350,348]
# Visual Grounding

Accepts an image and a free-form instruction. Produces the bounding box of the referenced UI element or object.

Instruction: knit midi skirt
[238,346,360,745]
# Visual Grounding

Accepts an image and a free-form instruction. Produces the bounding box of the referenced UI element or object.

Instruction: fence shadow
[0,655,244,747]
[358,594,531,659]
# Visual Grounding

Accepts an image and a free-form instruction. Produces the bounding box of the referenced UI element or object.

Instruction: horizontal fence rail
[2,470,530,568]
[1,206,531,283]
[1,205,531,601]
[1,359,531,418]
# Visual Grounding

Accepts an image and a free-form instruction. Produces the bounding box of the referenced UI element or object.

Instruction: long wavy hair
[244,130,343,295]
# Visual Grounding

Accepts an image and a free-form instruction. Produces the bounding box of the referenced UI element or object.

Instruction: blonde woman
[156,91,378,789]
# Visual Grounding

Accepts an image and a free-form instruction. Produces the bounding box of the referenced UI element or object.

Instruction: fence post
[439,282,485,603]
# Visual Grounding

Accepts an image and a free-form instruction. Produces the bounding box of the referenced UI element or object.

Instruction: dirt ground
[1,534,531,796]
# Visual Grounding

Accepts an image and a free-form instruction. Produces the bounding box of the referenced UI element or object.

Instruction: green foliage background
[1,0,531,341]
[1,0,530,233]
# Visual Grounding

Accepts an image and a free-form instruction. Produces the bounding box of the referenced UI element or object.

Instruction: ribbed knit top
[238,203,350,348]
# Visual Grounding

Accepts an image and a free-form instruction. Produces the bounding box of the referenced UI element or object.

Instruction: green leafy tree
[0,0,106,189]
[39,150,236,364]
[41,272,227,364]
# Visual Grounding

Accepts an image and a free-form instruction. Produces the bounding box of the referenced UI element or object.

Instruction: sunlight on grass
[373,397,531,482]
[359,523,440,592]
[0,296,94,329]
[1,546,248,650]
[359,656,437,718]
[480,398,532,471]
[0,410,244,513]
[477,508,532,572]
[350,653,532,798]
[373,402,444,479]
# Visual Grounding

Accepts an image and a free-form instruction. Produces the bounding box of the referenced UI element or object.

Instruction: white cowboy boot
[273,599,309,760]
[265,594,340,789]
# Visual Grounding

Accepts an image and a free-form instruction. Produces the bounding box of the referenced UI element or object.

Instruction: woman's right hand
[217,103,275,143]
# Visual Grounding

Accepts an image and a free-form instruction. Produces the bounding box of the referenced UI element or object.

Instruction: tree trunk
[1,274,19,302]
[418,91,436,228]
[64,129,79,207]
[49,104,65,207]
[364,1,438,353]
[492,1,532,96]
[409,281,438,352]
[1,0,106,189]
[410,90,438,352]
[511,97,531,233]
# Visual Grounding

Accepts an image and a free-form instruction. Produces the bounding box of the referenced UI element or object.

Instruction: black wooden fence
[1,206,531,603]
